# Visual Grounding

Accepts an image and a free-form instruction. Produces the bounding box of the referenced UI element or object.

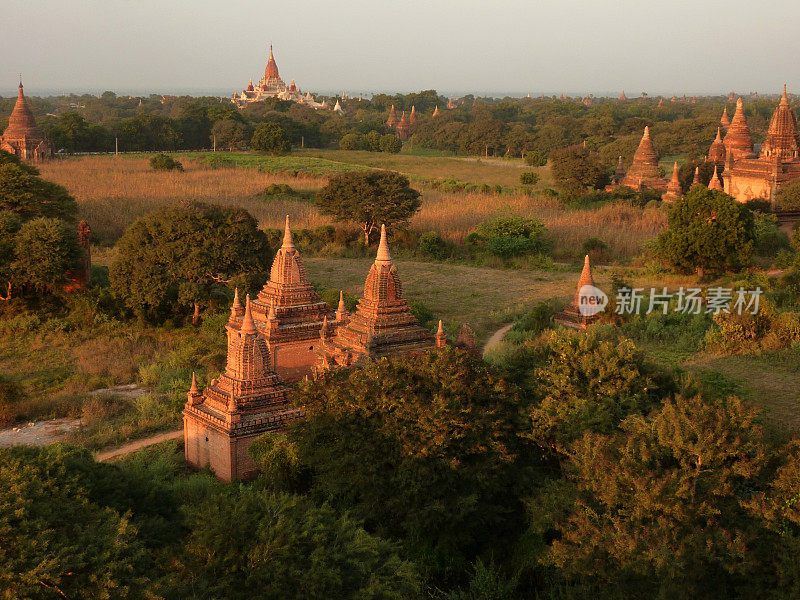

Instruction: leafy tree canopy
[251,122,291,155]
[12,217,83,293]
[110,201,269,318]
[0,161,77,222]
[316,170,421,244]
[550,144,610,194]
[656,187,754,277]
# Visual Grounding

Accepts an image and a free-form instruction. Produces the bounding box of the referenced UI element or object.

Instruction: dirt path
[482,323,514,357]
[95,429,183,462]
[0,418,83,448]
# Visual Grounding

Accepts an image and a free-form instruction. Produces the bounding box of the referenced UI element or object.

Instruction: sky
[1,0,797,98]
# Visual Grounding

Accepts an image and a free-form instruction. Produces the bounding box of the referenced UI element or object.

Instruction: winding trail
[95,429,183,462]
[482,323,514,357]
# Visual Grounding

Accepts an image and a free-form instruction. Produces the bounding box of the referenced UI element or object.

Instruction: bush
[524,150,547,167]
[477,216,548,258]
[418,231,450,260]
[519,171,540,186]
[261,183,294,196]
[0,374,23,425]
[775,179,800,210]
[338,133,363,151]
[149,154,183,172]
[379,133,403,153]
[582,236,609,261]
[753,211,790,257]
[704,299,800,354]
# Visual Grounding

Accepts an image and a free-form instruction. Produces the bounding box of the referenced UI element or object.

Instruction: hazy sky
[1,0,797,97]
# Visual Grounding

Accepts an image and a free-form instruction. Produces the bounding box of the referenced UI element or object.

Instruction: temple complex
[315,225,435,372]
[722,98,754,159]
[661,162,682,202]
[618,127,667,191]
[183,296,300,481]
[0,81,53,161]
[721,86,800,203]
[554,255,601,330]
[251,217,340,381]
[231,46,323,109]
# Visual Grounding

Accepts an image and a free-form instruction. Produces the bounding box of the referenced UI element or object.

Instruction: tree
[656,186,754,278]
[316,171,421,244]
[524,150,548,167]
[550,144,609,194]
[0,445,154,598]
[0,161,77,222]
[545,394,768,598]
[267,348,526,581]
[365,130,382,152]
[211,118,250,151]
[775,179,800,210]
[379,133,402,153]
[12,217,83,294]
[524,331,674,452]
[110,202,270,320]
[251,122,291,155]
[168,488,420,600]
[338,133,363,150]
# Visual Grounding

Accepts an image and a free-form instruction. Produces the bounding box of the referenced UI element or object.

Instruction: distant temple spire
[708,127,726,165]
[435,320,447,348]
[691,166,701,187]
[661,162,682,202]
[708,165,723,190]
[720,106,731,129]
[723,98,754,158]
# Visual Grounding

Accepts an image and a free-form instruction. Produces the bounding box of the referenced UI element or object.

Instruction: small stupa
[723,98,754,159]
[553,255,602,330]
[620,127,667,190]
[661,162,682,202]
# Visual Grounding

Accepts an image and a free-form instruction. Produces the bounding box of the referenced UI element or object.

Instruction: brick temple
[618,127,667,191]
[661,162,682,202]
[0,81,52,161]
[721,86,800,204]
[316,225,435,372]
[250,216,342,381]
[183,295,300,481]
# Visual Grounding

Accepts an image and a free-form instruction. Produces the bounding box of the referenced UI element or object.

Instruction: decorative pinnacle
[321,315,328,340]
[375,224,392,264]
[268,304,276,320]
[781,83,788,104]
[230,288,241,319]
[643,125,650,138]
[282,215,295,249]
[715,127,722,141]
[437,320,444,336]
[337,290,345,312]
[241,294,257,334]
[190,372,199,394]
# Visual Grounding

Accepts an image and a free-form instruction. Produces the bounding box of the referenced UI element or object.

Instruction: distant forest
[0,89,787,165]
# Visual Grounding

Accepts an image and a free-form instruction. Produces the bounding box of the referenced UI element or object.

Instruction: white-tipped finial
[282,215,295,249]
[241,294,257,333]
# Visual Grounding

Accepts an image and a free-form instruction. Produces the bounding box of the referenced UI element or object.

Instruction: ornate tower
[251,216,338,381]
[708,127,727,166]
[183,296,298,482]
[0,81,53,161]
[661,162,682,202]
[620,127,666,190]
[316,225,435,372]
[554,255,602,330]
[723,98,754,159]
[386,104,398,128]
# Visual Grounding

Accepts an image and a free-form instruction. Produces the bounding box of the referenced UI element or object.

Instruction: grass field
[40,154,666,261]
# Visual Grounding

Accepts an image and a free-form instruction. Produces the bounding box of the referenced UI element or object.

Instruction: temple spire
[375,224,392,265]
[435,319,447,348]
[282,215,295,249]
[230,288,242,321]
[708,165,723,190]
[692,166,701,186]
[190,372,198,395]
[241,294,257,334]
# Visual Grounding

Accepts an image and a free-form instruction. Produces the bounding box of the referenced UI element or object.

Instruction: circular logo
[577,285,608,316]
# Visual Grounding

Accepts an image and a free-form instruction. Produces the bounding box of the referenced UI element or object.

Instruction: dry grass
[41,155,666,261]
[39,157,332,244]
[415,191,667,260]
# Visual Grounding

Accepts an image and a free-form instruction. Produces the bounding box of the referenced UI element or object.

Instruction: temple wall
[184,416,234,481]
[270,339,322,381]
[725,175,772,203]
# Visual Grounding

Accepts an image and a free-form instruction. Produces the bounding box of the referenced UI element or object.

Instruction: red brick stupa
[708,165,723,190]
[316,225,435,372]
[183,296,299,482]
[708,127,727,166]
[395,111,409,140]
[620,127,666,190]
[554,255,602,330]
[0,81,53,161]
[386,105,398,128]
[661,162,682,202]
[720,106,731,129]
[722,98,754,159]
[251,216,338,381]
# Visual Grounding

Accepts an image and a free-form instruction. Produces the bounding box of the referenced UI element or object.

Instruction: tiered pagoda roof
[396,111,409,139]
[723,98,754,158]
[252,216,335,346]
[708,165,723,190]
[264,45,280,81]
[620,127,666,190]
[708,127,727,165]
[554,255,601,330]
[184,296,298,479]
[386,105,398,128]
[0,81,52,161]
[661,162,682,202]
[720,107,731,129]
[316,225,435,371]
[760,84,799,161]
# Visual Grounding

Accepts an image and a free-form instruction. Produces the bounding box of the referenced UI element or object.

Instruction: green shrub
[477,216,548,258]
[0,374,23,425]
[418,231,450,260]
[149,154,183,172]
[524,150,547,167]
[519,171,540,186]
[582,236,609,260]
[261,183,293,196]
[379,134,402,153]
[338,133,364,151]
